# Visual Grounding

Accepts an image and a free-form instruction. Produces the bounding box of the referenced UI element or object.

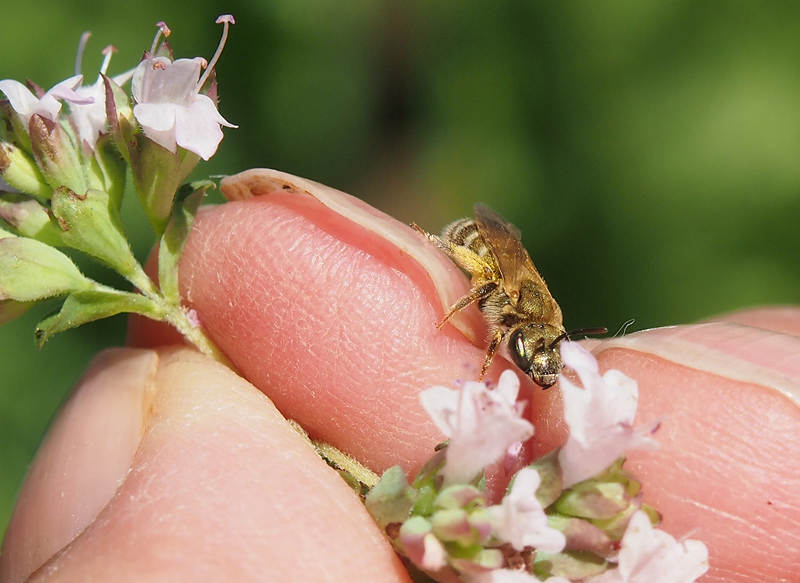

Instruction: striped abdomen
[440,218,498,273]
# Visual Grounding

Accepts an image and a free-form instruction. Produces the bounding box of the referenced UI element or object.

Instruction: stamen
[75,31,91,76]
[150,21,172,55]
[99,45,117,77]
[196,14,235,91]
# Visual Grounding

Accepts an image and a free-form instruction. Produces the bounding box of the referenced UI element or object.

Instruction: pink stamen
[150,21,172,55]
[196,14,235,91]
[74,31,91,76]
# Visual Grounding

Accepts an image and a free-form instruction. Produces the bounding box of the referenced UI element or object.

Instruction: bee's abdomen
[441,218,493,260]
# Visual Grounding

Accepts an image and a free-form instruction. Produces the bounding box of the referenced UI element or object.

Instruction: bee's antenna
[613,318,636,337]
[549,327,608,349]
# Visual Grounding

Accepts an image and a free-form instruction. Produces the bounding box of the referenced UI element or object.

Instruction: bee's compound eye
[509,328,532,372]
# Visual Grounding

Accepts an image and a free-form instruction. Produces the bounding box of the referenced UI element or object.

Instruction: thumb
[1,348,408,583]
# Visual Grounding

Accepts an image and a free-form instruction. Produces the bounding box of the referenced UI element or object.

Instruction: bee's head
[508,324,565,388]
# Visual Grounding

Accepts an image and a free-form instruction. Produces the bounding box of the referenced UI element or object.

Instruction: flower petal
[558,344,658,487]
[488,468,566,553]
[0,80,40,119]
[133,103,178,152]
[133,57,202,105]
[173,95,226,160]
[587,511,709,583]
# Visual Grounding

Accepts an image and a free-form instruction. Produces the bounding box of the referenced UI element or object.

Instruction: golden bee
[412,203,604,388]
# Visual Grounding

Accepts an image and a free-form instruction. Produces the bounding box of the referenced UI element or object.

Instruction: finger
[594,323,800,582]
[705,305,800,335]
[0,349,158,583]
[2,348,408,583]
[128,169,565,477]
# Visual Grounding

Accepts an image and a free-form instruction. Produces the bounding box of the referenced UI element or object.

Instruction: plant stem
[163,304,232,367]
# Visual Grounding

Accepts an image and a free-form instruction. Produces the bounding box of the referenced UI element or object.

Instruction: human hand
[2,170,798,582]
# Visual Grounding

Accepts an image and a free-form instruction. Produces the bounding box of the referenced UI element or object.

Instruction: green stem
[125,263,161,300]
[162,302,232,367]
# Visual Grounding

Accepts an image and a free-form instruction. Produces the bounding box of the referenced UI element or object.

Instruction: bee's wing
[473,203,547,295]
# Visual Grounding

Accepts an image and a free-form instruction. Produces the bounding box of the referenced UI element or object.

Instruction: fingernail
[220,168,486,344]
[0,348,158,583]
[595,322,800,405]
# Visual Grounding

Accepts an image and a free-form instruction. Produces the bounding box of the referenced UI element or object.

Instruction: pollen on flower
[156,21,171,37]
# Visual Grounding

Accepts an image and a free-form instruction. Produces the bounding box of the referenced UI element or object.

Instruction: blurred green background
[2,0,799,537]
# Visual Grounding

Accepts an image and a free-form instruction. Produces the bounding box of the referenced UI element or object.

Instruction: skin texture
[2,181,799,582]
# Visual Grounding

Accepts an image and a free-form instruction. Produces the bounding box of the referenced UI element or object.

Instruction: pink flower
[420,370,533,485]
[488,468,566,553]
[70,43,134,150]
[0,75,90,127]
[131,16,236,160]
[131,56,235,160]
[558,343,659,487]
[587,511,709,583]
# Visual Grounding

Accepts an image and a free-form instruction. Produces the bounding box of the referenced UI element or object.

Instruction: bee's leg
[411,223,492,278]
[479,328,505,379]
[437,281,498,328]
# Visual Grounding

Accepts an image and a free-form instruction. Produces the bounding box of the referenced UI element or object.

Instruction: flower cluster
[366,343,709,582]
[0,17,235,359]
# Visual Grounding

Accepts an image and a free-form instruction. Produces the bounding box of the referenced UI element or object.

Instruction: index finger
[131,169,564,475]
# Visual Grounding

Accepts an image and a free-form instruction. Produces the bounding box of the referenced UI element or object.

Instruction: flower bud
[449,548,504,573]
[0,141,52,201]
[399,516,447,571]
[28,114,87,194]
[546,515,613,556]
[0,195,61,244]
[0,236,91,302]
[434,484,485,511]
[430,508,475,546]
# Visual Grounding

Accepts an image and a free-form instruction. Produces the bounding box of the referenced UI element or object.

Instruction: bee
[412,203,604,388]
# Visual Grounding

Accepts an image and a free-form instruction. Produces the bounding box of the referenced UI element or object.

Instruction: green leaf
[158,181,212,304]
[35,288,163,347]
[50,187,140,278]
[0,236,91,301]
[365,466,417,529]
